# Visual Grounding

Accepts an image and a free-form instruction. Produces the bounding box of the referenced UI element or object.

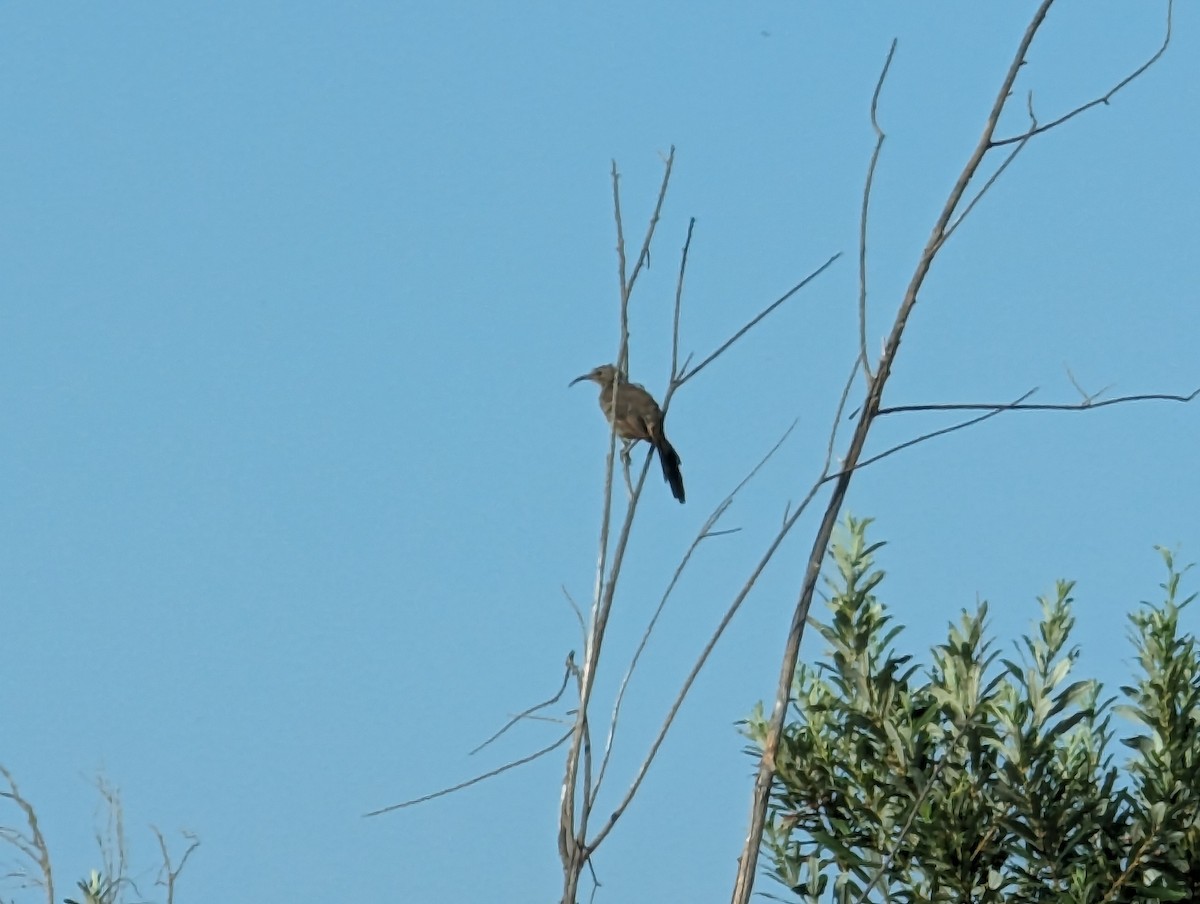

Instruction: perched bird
[570,364,685,503]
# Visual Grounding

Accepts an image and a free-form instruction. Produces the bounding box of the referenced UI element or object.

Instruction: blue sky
[2,2,1197,902]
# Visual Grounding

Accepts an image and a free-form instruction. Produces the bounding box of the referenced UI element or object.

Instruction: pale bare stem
[93,775,130,903]
[625,146,676,298]
[991,0,1173,148]
[470,660,575,756]
[585,420,802,855]
[858,40,896,385]
[581,719,594,867]
[558,394,619,868]
[0,766,53,904]
[730,5,1078,902]
[677,253,842,390]
[611,161,629,374]
[562,587,587,639]
[365,731,572,817]
[563,163,669,904]
[561,163,632,889]
[876,388,1198,416]
[1065,364,1090,401]
[152,827,199,904]
[826,358,863,477]
[1063,364,1115,405]
[670,217,697,383]
[570,447,651,868]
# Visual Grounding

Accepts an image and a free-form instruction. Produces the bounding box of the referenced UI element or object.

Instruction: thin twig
[855,389,1037,471]
[1064,364,1115,404]
[858,40,897,384]
[826,359,863,476]
[990,0,1173,148]
[93,775,130,904]
[626,147,676,300]
[676,253,842,389]
[611,162,628,374]
[562,586,587,642]
[365,732,572,817]
[877,389,1199,416]
[470,660,575,755]
[671,218,697,383]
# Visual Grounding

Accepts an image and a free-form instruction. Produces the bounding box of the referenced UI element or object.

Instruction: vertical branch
[561,164,626,894]
[626,146,676,301]
[611,161,631,376]
[561,151,675,904]
[93,775,128,904]
[670,218,696,384]
[858,40,896,385]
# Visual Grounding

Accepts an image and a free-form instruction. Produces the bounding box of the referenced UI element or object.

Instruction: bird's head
[569,364,621,388]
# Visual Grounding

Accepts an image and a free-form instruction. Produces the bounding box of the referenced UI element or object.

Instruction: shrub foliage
[744,517,1200,903]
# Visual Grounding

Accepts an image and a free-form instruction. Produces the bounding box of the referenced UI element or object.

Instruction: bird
[570,364,685,503]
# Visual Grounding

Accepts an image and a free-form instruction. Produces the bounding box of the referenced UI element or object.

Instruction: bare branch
[611,161,628,374]
[677,253,842,389]
[1064,364,1116,405]
[0,765,53,904]
[92,775,130,904]
[856,389,1038,471]
[825,358,863,477]
[626,146,675,299]
[470,658,575,756]
[858,40,897,384]
[877,388,1199,416]
[671,218,697,383]
[152,827,200,904]
[991,0,1173,148]
[365,731,571,817]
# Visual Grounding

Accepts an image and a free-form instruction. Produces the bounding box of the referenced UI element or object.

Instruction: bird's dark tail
[654,436,686,504]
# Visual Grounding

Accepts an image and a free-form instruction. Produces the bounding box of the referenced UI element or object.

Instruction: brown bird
[570,364,685,503]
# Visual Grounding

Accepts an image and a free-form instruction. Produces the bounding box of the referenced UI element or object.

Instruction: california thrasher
[570,364,685,503]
